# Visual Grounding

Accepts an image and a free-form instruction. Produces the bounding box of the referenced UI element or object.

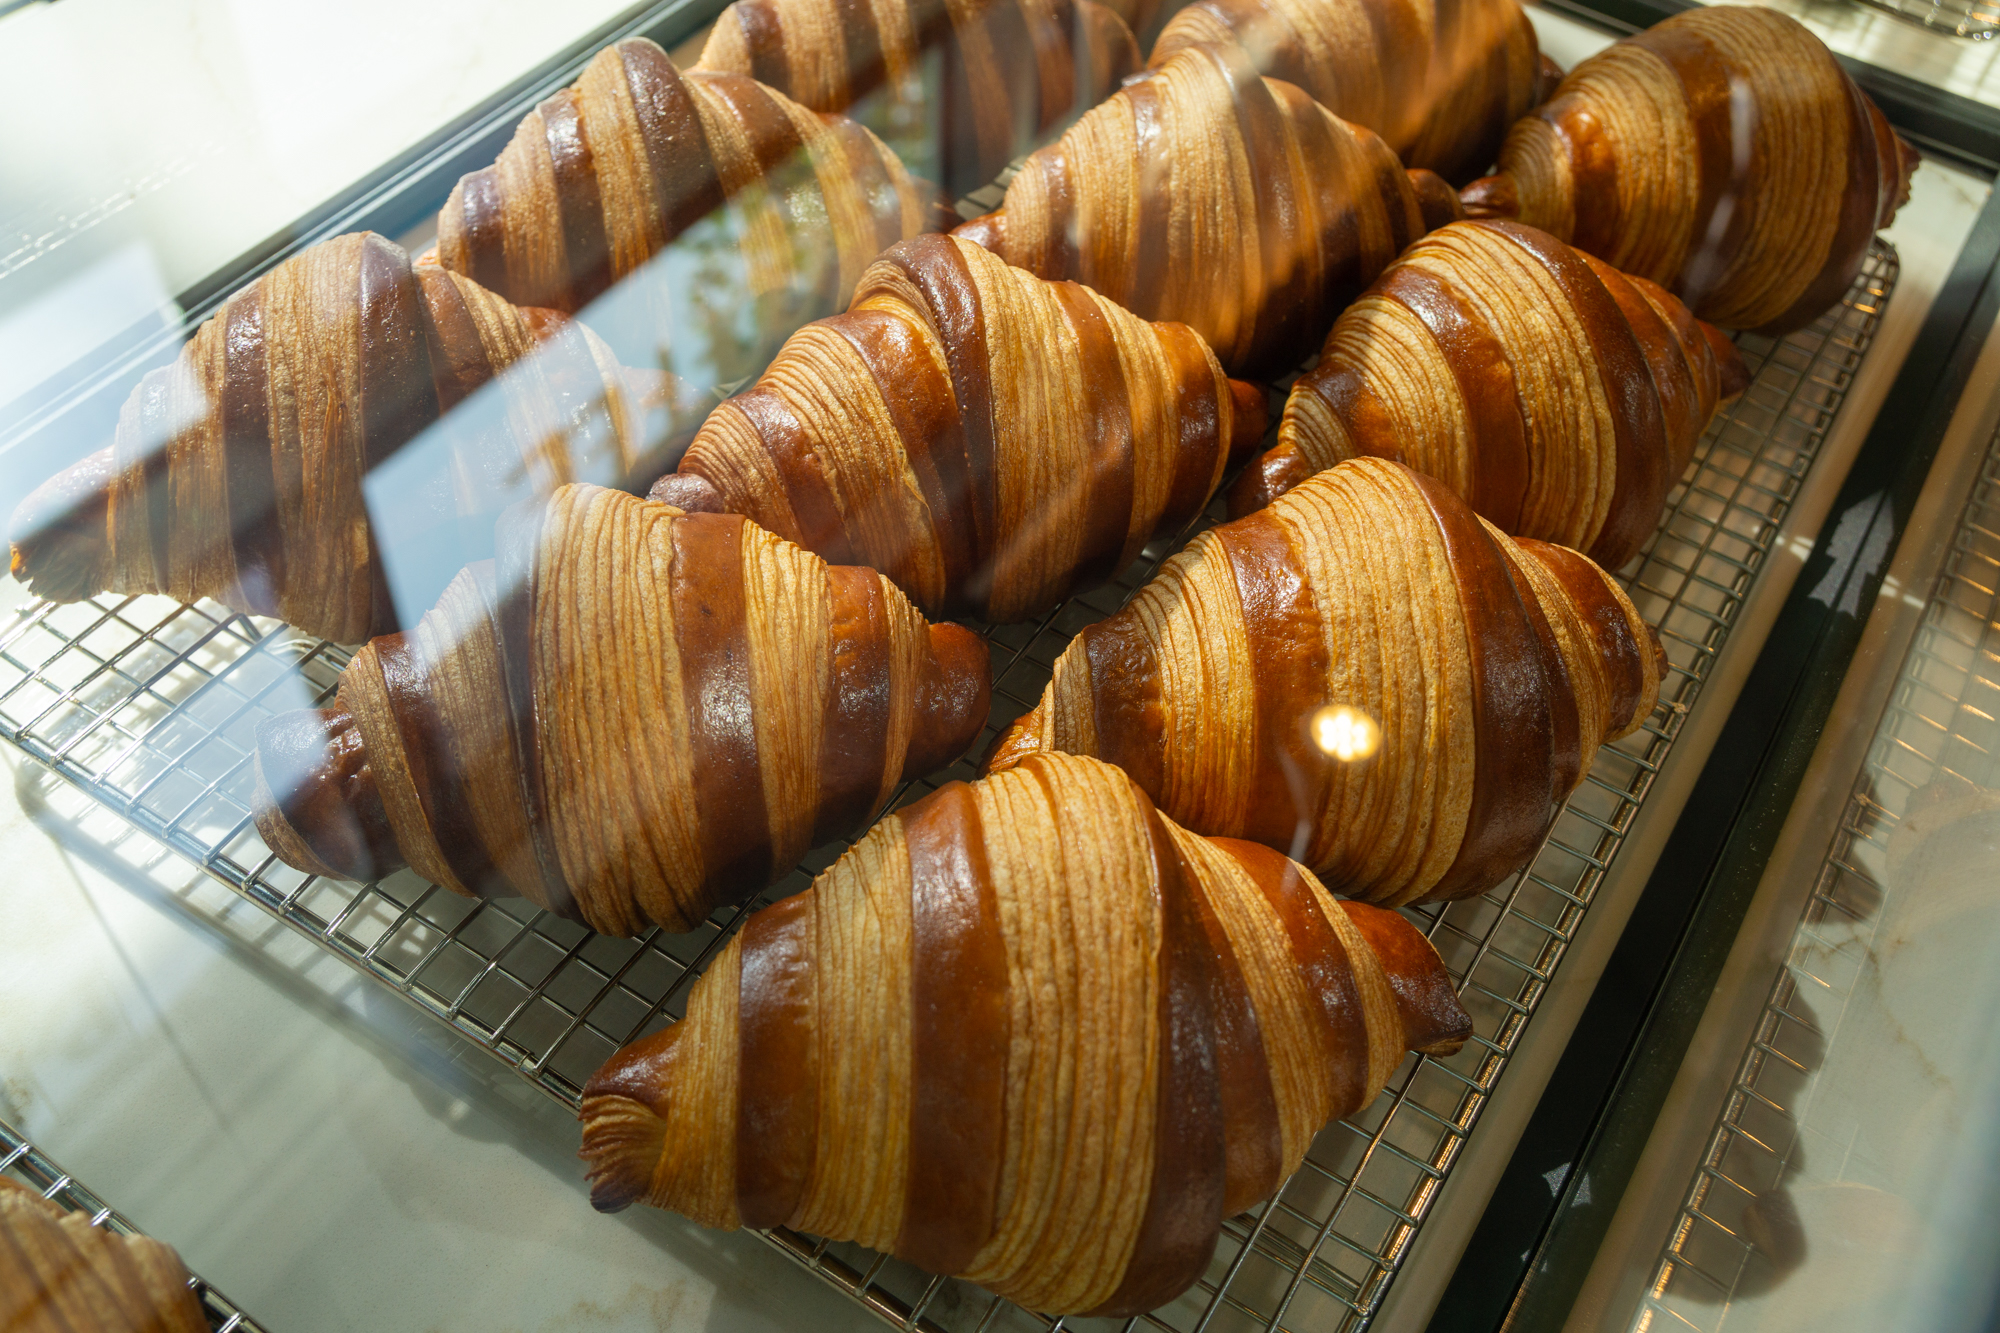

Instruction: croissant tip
[1705,322,1751,402]
[1459,174,1519,221]
[949,210,1006,253]
[1534,52,1566,104]
[252,705,404,881]
[1226,446,1307,519]
[578,1086,671,1216]
[1227,380,1270,465]
[648,471,728,515]
[587,1177,639,1215]
[9,448,117,604]
[1408,169,1464,233]
[979,720,1039,776]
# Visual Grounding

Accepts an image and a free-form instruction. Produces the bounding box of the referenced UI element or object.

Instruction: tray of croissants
[1,0,1914,1319]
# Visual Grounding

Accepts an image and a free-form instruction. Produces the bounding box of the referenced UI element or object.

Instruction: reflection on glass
[1310,703,1379,763]
[7,36,936,644]
[688,0,1142,195]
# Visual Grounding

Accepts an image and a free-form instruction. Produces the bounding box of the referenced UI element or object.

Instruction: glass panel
[1629,418,2000,1333]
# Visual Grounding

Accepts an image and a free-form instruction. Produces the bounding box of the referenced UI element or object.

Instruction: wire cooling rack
[1631,407,2000,1332]
[0,1116,262,1332]
[1852,0,2000,41]
[0,239,1895,1333]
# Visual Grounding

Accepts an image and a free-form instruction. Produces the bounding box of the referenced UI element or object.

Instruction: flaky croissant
[435,37,942,319]
[1150,0,1551,184]
[9,233,655,645]
[0,1179,207,1333]
[580,751,1469,1314]
[251,484,989,936]
[1461,6,1916,334]
[989,458,1661,906]
[1238,220,1749,571]
[952,42,1462,378]
[694,0,1139,195]
[651,234,1266,622]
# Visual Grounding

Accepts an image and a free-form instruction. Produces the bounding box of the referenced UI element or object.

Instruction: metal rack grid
[1852,0,2000,41]
[1632,406,2000,1333]
[0,1117,263,1332]
[0,239,1895,1333]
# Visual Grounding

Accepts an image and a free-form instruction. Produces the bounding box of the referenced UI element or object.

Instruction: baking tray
[1631,407,2000,1331]
[0,1115,263,1332]
[0,239,1897,1333]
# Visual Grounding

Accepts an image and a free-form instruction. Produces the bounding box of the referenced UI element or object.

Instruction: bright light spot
[1310,705,1380,762]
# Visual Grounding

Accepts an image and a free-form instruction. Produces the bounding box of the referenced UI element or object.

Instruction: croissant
[652,234,1266,622]
[1461,6,1916,334]
[251,483,989,936]
[952,42,1462,377]
[435,37,942,322]
[1149,0,1551,184]
[0,1179,207,1333]
[1237,220,1750,571]
[988,458,1661,906]
[8,232,661,645]
[694,0,1140,195]
[580,751,1470,1314]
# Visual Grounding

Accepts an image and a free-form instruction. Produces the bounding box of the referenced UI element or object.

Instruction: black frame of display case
[1429,5,2000,1327]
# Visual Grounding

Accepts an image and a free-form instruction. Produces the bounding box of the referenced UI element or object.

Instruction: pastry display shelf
[0,238,1896,1333]
[0,1116,263,1332]
[1632,410,2000,1332]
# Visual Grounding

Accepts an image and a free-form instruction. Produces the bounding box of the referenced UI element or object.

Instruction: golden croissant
[1238,220,1750,571]
[580,751,1470,1314]
[652,234,1266,622]
[1461,6,1916,333]
[8,233,659,645]
[1150,0,1553,184]
[435,37,942,319]
[0,1179,207,1333]
[694,0,1140,194]
[989,458,1661,906]
[251,484,990,936]
[952,42,1462,378]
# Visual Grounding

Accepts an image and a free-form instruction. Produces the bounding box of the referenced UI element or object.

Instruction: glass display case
[2,1,1997,1330]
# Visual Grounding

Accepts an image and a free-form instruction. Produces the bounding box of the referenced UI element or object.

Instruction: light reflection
[1310,704,1379,762]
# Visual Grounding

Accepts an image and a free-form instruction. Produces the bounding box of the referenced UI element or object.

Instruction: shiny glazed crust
[6,234,644,645]
[1149,0,1545,183]
[658,234,1266,622]
[249,484,991,936]
[578,752,1470,1314]
[1463,6,1917,333]
[989,458,1662,906]
[952,43,1462,378]
[695,0,1140,193]
[0,1180,208,1333]
[1247,220,1749,570]
[436,37,941,315]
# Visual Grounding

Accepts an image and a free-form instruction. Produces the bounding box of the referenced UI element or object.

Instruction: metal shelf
[1852,0,2000,42]
[0,242,1896,1333]
[0,1116,263,1332]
